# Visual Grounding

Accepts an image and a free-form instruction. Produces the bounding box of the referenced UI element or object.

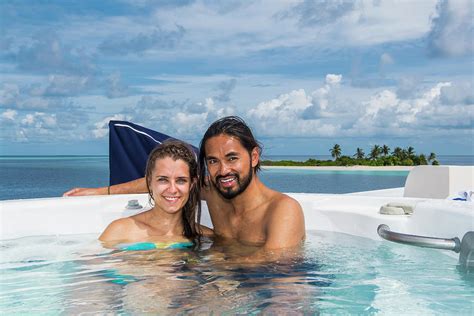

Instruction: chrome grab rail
[377,224,461,253]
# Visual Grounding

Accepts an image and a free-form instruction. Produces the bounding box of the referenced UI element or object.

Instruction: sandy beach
[262,165,414,171]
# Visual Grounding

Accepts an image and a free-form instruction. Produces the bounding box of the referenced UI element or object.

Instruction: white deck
[1,165,472,260]
[1,192,472,255]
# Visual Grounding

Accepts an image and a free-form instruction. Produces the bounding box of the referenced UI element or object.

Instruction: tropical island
[261,144,439,167]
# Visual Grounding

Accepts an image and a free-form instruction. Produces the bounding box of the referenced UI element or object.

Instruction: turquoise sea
[1,155,472,201]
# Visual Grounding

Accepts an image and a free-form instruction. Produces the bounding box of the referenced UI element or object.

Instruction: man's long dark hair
[145,140,201,243]
[198,116,262,187]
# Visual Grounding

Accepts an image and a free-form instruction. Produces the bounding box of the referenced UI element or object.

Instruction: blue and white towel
[450,191,473,202]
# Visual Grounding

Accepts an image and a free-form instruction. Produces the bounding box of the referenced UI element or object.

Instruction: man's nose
[219,161,231,175]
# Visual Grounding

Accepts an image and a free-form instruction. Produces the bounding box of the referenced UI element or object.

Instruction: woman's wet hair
[145,139,201,242]
[198,116,262,187]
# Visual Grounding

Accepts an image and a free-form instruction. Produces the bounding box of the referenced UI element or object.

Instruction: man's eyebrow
[206,151,240,159]
[225,151,240,157]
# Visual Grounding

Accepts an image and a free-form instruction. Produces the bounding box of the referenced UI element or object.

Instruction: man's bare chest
[213,213,266,246]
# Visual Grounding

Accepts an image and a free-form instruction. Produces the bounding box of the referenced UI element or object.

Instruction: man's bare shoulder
[266,191,305,230]
[268,191,303,214]
[263,192,305,249]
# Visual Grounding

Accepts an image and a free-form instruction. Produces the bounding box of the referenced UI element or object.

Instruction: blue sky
[1,0,473,156]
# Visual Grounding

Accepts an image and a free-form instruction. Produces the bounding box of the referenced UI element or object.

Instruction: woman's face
[149,157,192,215]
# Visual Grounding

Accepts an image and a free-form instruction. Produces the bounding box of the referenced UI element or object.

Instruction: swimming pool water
[1,231,472,314]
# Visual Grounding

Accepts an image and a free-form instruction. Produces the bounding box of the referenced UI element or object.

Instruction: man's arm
[63,177,148,196]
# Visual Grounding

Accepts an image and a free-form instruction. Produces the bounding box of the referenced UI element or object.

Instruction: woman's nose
[167,181,178,193]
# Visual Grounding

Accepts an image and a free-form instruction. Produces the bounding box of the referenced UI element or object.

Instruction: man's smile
[217,175,238,188]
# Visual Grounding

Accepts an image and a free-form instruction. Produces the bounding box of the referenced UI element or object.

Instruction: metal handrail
[377,224,461,253]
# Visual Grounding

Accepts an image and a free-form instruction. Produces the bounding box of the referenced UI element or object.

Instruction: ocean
[1,155,472,201]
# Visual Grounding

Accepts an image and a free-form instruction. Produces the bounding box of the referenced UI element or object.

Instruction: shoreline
[262,165,414,171]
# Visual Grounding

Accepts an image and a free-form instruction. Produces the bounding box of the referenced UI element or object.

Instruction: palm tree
[406,146,415,159]
[381,145,390,157]
[354,147,365,159]
[330,144,342,160]
[392,147,404,160]
[428,152,436,163]
[369,145,381,160]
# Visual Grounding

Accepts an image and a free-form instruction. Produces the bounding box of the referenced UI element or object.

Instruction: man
[64,116,305,250]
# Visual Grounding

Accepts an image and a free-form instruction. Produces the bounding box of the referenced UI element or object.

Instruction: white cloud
[364,90,398,117]
[29,75,92,97]
[0,83,21,107]
[439,82,474,105]
[325,74,342,85]
[214,78,237,103]
[0,1,471,154]
[98,25,186,56]
[246,77,473,139]
[343,0,437,45]
[427,0,473,57]
[248,88,340,137]
[20,112,57,128]
[351,81,467,135]
[12,31,96,75]
[105,72,129,99]
[1,109,17,120]
[21,114,35,126]
[249,89,311,120]
[92,0,436,59]
[93,114,131,138]
[174,97,235,137]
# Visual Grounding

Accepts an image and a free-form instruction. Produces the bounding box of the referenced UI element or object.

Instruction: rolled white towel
[380,202,417,215]
[379,205,406,215]
[386,202,415,214]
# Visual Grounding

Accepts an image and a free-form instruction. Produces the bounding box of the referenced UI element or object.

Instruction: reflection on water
[0,231,472,314]
[0,234,329,314]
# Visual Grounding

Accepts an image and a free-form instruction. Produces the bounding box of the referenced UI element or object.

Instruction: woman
[99,140,212,249]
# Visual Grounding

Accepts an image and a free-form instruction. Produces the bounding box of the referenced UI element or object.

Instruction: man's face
[204,134,257,199]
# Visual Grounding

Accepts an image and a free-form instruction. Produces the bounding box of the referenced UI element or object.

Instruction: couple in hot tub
[65,116,305,259]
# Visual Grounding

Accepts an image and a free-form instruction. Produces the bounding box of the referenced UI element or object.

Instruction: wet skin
[203,134,305,251]
[99,157,194,243]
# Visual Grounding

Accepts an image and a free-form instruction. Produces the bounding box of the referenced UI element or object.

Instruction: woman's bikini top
[115,241,194,251]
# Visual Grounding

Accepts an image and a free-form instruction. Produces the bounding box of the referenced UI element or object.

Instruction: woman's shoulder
[111,216,139,229]
[99,217,138,242]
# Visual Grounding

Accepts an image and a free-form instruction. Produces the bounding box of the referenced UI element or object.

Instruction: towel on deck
[108,120,198,185]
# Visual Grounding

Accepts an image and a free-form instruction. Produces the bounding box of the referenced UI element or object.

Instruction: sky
[1,0,473,157]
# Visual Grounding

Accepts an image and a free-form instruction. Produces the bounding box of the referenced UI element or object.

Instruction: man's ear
[251,147,259,168]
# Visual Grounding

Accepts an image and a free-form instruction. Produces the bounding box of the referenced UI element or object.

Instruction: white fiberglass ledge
[0,193,472,246]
